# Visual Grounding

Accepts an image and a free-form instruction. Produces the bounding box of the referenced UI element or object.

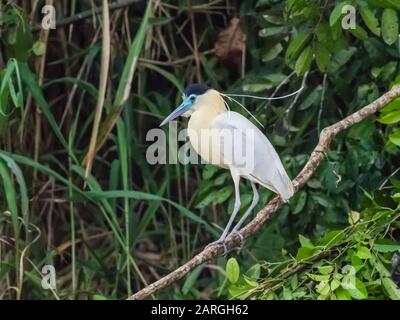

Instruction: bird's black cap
[184,83,209,96]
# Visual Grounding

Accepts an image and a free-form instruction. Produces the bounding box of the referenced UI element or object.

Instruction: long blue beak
[160,99,191,127]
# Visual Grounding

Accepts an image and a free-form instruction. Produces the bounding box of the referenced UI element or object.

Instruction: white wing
[212,111,294,201]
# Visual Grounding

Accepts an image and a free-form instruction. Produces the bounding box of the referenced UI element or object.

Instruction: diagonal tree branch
[128,85,400,300]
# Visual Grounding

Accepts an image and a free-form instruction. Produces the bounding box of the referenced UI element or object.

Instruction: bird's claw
[230,230,244,251]
[205,231,245,254]
[232,230,244,242]
[205,239,228,255]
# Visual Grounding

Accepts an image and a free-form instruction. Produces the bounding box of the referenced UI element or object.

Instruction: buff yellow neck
[187,89,228,166]
[188,89,227,130]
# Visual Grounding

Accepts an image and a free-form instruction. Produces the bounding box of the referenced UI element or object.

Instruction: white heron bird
[160,83,294,249]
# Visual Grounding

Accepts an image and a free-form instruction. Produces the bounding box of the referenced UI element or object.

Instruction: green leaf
[348,210,361,225]
[0,160,19,239]
[18,63,68,150]
[296,247,314,260]
[336,287,351,300]
[330,278,341,291]
[356,246,372,259]
[379,111,400,124]
[290,273,298,290]
[314,43,331,73]
[382,8,399,45]
[329,3,346,26]
[195,186,233,208]
[0,153,29,234]
[285,33,310,63]
[371,66,382,78]
[264,73,287,84]
[306,272,331,282]
[372,255,392,279]
[360,7,381,36]
[290,191,307,214]
[0,59,22,112]
[312,194,334,208]
[316,22,336,49]
[228,284,248,298]
[367,0,400,10]
[243,276,258,287]
[389,129,400,146]
[316,280,331,295]
[318,230,345,246]
[380,97,400,115]
[299,234,314,249]
[92,294,109,300]
[298,88,321,110]
[346,278,368,300]
[5,19,33,61]
[214,187,234,204]
[262,43,283,62]
[329,47,357,72]
[7,28,17,45]
[32,40,46,56]
[349,25,369,40]
[294,46,313,76]
[226,257,240,284]
[246,264,261,280]
[282,286,293,300]
[214,173,228,186]
[381,61,398,81]
[351,254,364,272]
[382,277,400,299]
[202,165,219,180]
[262,14,284,24]
[373,239,400,252]
[318,265,334,275]
[259,26,286,37]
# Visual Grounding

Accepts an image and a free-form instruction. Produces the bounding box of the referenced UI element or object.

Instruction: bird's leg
[205,169,241,251]
[228,181,259,245]
[217,169,241,241]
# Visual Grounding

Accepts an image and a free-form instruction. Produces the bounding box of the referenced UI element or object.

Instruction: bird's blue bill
[160,98,192,126]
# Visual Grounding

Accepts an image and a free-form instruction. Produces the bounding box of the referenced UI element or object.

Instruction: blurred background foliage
[0,0,399,299]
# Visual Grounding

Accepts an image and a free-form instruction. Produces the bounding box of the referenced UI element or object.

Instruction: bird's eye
[189,95,196,102]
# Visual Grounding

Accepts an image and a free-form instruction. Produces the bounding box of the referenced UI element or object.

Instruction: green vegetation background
[0,0,399,300]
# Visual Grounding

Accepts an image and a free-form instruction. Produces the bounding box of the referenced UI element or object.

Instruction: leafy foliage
[224,193,400,300]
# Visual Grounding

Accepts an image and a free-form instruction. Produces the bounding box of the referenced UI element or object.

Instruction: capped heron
[160,83,294,250]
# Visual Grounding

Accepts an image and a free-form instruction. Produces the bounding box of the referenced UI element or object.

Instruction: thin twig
[189,1,202,82]
[379,167,400,190]
[285,71,308,114]
[127,84,400,300]
[31,0,142,31]
[138,49,215,67]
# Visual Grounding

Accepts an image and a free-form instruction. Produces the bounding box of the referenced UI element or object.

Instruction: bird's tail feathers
[276,170,294,202]
[252,171,294,202]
